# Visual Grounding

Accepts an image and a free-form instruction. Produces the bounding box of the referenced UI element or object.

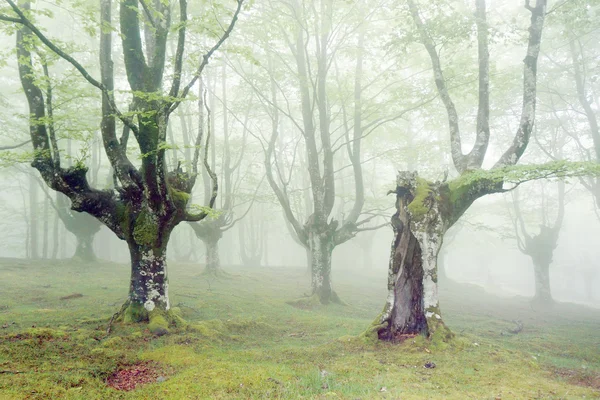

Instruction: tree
[370,0,562,341]
[189,63,261,274]
[235,0,404,304]
[1,0,243,332]
[511,181,565,306]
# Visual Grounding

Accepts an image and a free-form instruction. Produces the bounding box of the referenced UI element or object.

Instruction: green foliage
[450,161,600,192]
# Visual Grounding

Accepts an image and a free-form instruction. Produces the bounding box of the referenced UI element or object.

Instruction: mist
[0,0,599,398]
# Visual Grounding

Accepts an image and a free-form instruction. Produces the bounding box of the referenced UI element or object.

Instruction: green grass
[0,257,599,399]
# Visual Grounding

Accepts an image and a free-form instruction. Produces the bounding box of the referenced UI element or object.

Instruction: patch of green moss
[120,301,147,323]
[447,172,482,212]
[22,327,66,341]
[101,336,123,348]
[425,306,455,350]
[359,312,386,344]
[148,312,169,336]
[169,188,191,207]
[132,210,158,246]
[407,177,434,220]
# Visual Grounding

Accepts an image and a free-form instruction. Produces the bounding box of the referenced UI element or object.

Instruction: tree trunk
[532,258,553,306]
[42,195,49,259]
[204,237,221,273]
[29,174,39,259]
[308,231,337,304]
[127,243,169,312]
[73,233,97,262]
[51,210,59,259]
[373,172,453,342]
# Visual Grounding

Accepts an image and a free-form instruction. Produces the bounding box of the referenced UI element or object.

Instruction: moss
[425,305,455,349]
[101,336,123,348]
[447,172,477,208]
[169,188,191,207]
[407,177,435,220]
[148,312,169,336]
[116,202,131,236]
[23,327,66,340]
[132,210,158,246]
[359,312,386,344]
[187,319,226,340]
[120,301,147,323]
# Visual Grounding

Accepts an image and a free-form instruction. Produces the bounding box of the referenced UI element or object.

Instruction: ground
[0,257,598,399]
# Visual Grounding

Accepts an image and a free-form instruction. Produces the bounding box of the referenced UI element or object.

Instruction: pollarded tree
[0,0,243,332]
[189,63,262,274]
[511,181,565,307]
[369,0,598,342]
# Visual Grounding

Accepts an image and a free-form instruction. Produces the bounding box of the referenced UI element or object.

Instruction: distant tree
[0,0,243,333]
[189,66,261,274]
[511,181,565,306]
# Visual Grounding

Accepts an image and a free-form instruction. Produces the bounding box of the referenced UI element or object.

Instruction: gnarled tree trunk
[377,172,450,341]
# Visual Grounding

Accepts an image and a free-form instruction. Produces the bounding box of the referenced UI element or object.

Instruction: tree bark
[308,231,335,304]
[377,174,450,341]
[532,258,552,306]
[204,237,221,273]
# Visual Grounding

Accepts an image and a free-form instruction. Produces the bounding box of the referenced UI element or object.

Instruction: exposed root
[329,290,348,306]
[111,301,186,336]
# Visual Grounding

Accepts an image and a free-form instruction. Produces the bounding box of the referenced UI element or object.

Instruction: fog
[0,0,599,397]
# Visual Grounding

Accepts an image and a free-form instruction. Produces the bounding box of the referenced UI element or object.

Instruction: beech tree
[189,64,260,274]
[237,0,412,304]
[367,0,598,341]
[511,181,565,306]
[0,0,243,333]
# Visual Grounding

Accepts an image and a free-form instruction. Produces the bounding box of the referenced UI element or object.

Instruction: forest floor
[0,257,599,399]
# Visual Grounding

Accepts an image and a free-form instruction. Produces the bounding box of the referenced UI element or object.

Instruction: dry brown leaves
[106,361,166,391]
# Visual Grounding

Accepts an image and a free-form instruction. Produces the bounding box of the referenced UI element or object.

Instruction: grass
[0,257,599,399]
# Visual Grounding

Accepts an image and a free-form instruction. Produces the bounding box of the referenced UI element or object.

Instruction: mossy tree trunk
[128,243,170,312]
[377,172,451,341]
[374,171,506,341]
[373,0,548,342]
